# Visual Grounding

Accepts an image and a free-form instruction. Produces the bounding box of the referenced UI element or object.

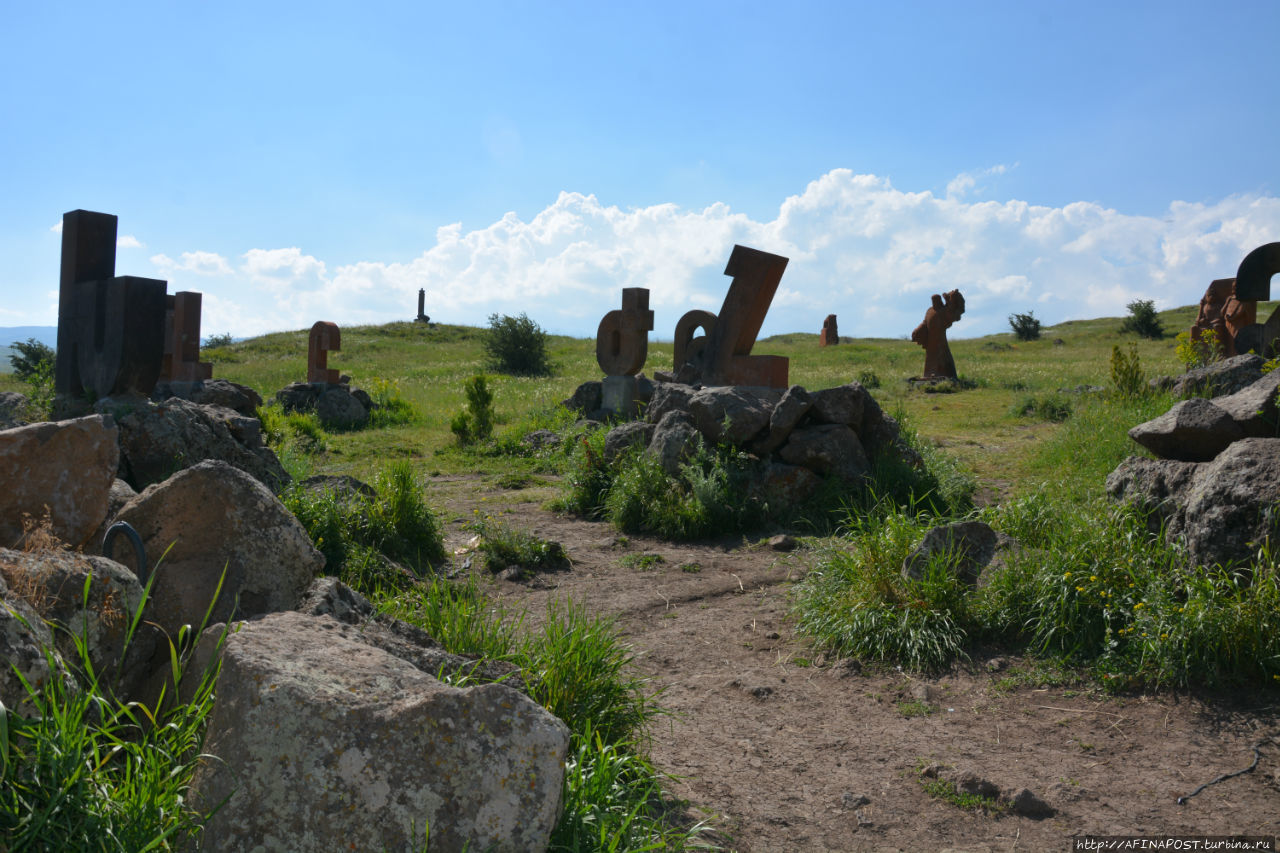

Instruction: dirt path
[430,474,1280,852]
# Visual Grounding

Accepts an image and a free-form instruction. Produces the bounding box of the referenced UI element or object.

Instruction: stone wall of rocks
[277,381,374,429]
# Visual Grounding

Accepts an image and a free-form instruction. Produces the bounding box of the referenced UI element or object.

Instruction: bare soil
[431,474,1280,852]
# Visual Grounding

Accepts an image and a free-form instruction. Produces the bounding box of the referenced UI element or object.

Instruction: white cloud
[117,235,143,249]
[946,164,1011,199]
[50,221,62,233]
[140,169,1280,341]
[151,251,233,277]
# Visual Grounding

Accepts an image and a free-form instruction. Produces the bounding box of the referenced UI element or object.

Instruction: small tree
[202,332,234,348]
[1008,311,1042,342]
[8,338,54,382]
[1120,300,1164,339]
[483,313,552,376]
[451,375,495,446]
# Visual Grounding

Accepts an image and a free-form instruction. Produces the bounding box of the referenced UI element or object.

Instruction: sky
[2,0,1278,343]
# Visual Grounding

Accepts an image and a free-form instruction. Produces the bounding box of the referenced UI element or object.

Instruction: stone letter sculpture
[56,209,167,399]
[307,321,342,384]
[911,290,966,380]
[596,288,654,416]
[819,314,839,347]
[672,245,790,388]
[1229,243,1280,357]
[160,291,214,383]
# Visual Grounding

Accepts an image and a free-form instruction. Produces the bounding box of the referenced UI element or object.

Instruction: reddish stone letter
[307,321,341,384]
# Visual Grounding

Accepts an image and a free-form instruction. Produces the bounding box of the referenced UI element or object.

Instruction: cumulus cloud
[146,169,1280,340]
[151,251,233,277]
[50,221,62,233]
[117,234,143,249]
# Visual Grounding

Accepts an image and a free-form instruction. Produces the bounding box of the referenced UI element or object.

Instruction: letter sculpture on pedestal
[819,314,839,347]
[596,288,654,416]
[910,290,966,380]
[307,322,342,384]
[56,209,168,399]
[1228,243,1280,358]
[673,245,789,388]
[160,291,214,383]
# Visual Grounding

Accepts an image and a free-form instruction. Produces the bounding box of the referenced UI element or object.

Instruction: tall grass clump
[366,377,418,428]
[281,461,446,593]
[380,579,708,849]
[0,572,226,851]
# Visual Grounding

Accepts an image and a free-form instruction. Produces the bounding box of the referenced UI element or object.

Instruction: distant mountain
[0,326,57,347]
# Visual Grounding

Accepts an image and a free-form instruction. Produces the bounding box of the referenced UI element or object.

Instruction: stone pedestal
[602,375,639,418]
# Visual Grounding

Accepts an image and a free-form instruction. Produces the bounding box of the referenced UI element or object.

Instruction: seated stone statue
[911,290,965,379]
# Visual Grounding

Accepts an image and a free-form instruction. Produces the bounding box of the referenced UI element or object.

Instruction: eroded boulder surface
[154,378,263,418]
[101,397,287,492]
[0,391,27,429]
[188,612,569,853]
[902,521,1018,585]
[1127,398,1245,462]
[0,414,118,550]
[1108,438,1280,568]
[778,424,869,483]
[1153,354,1265,399]
[0,574,74,716]
[277,381,373,429]
[113,460,323,638]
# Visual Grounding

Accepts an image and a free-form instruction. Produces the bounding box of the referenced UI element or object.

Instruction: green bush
[1008,311,1042,342]
[450,375,495,446]
[366,377,418,428]
[201,332,234,349]
[1010,394,1073,423]
[8,338,54,382]
[281,461,446,593]
[483,313,552,376]
[1120,299,1164,339]
[1174,329,1224,371]
[467,515,567,575]
[1109,343,1148,399]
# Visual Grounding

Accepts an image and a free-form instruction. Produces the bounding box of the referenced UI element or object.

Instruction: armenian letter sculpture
[673,245,790,389]
[596,288,654,416]
[819,314,839,347]
[56,209,168,399]
[307,322,342,384]
[159,291,214,383]
[911,290,966,380]
[1228,243,1280,358]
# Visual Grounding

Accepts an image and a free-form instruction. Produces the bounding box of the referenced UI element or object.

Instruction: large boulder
[561,380,603,418]
[0,415,118,550]
[902,521,1017,584]
[1213,370,1280,437]
[1161,354,1265,399]
[1127,398,1245,462]
[603,420,655,463]
[103,397,288,492]
[645,382,695,425]
[1108,438,1280,568]
[688,386,778,445]
[0,575,75,716]
[188,612,569,853]
[0,547,158,700]
[113,460,324,638]
[778,424,869,482]
[0,391,27,429]
[154,378,264,418]
[755,385,813,454]
[647,411,702,476]
[752,462,821,507]
[315,387,370,429]
[809,382,870,428]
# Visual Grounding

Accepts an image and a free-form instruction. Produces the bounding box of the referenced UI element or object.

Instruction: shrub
[1120,299,1164,339]
[857,369,882,389]
[484,312,552,376]
[8,337,54,382]
[1008,311,1042,342]
[1174,329,1225,371]
[366,377,418,428]
[1010,394,1073,423]
[450,375,495,446]
[201,332,234,349]
[1109,343,1148,399]
[467,515,567,575]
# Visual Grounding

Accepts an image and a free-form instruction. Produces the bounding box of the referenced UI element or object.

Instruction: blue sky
[3,0,1278,341]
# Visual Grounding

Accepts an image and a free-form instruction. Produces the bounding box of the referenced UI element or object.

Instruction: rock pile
[276,380,375,429]
[568,378,916,506]
[1108,368,1280,568]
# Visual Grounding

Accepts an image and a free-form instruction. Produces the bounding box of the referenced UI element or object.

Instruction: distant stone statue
[55,209,167,399]
[672,245,790,388]
[415,288,430,324]
[911,290,965,380]
[819,314,839,347]
[307,322,342,384]
[596,288,654,416]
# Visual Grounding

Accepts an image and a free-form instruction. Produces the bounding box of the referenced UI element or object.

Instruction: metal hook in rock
[103,521,148,585]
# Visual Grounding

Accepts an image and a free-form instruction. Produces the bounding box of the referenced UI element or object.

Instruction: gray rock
[155,378,264,418]
[1108,439,1280,568]
[751,462,822,507]
[561,380,602,417]
[902,521,1013,584]
[0,391,28,429]
[1214,370,1280,437]
[603,420,655,463]
[0,547,158,701]
[113,460,324,639]
[755,385,813,453]
[188,612,568,853]
[858,394,904,457]
[89,478,141,551]
[315,387,370,429]
[350,387,374,412]
[299,474,376,502]
[0,414,119,550]
[1008,787,1055,817]
[778,424,869,482]
[1166,354,1265,399]
[1128,398,1245,461]
[809,382,870,427]
[521,429,561,452]
[0,574,75,716]
[689,386,777,445]
[103,397,288,492]
[647,411,702,476]
[645,382,695,425]
[276,381,323,413]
